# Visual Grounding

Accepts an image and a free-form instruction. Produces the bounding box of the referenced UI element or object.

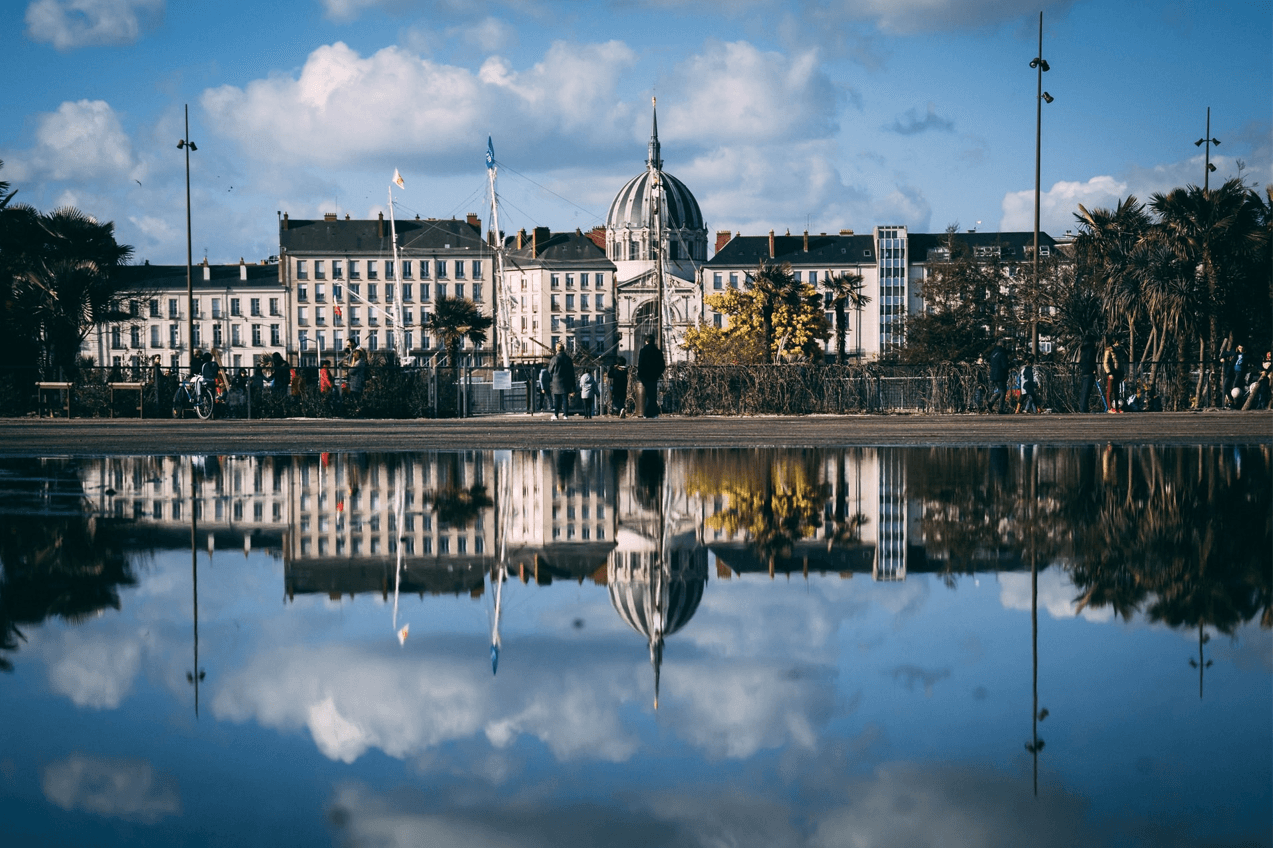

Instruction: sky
[1,0,1269,266]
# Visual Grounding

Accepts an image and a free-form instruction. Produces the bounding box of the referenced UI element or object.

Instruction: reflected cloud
[42,629,143,709]
[998,570,1114,623]
[42,754,181,823]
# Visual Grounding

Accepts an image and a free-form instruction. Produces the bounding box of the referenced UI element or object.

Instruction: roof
[908,230,1058,261]
[503,229,615,269]
[114,262,280,292]
[279,216,491,255]
[709,233,878,267]
[606,170,704,232]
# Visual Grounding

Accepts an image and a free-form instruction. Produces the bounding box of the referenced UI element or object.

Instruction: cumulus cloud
[1000,174,1127,235]
[43,630,143,709]
[888,103,955,136]
[25,0,163,50]
[997,568,1115,623]
[2,99,137,184]
[201,40,638,171]
[43,755,181,823]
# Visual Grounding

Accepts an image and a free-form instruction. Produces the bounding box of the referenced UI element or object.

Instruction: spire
[646,96,662,171]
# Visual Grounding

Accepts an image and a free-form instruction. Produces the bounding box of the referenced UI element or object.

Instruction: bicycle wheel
[194,388,213,419]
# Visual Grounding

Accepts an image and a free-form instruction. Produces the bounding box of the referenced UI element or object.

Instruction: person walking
[1103,338,1126,413]
[318,360,334,395]
[637,334,665,418]
[1077,336,1098,413]
[1016,357,1040,413]
[347,348,367,397]
[606,357,630,417]
[985,341,1009,414]
[579,369,597,418]
[536,363,551,412]
[270,352,291,398]
[548,343,575,419]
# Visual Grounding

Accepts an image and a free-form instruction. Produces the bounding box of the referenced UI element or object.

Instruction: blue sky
[2,0,1269,265]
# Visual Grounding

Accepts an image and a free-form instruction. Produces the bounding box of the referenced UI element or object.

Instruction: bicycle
[176,376,215,420]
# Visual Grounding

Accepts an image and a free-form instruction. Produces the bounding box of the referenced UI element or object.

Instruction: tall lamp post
[1195,107,1220,192]
[178,105,198,371]
[1029,12,1053,357]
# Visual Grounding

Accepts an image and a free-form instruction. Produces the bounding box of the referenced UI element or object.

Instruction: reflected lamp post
[1029,11,1053,357]
[178,106,198,370]
[1195,107,1220,192]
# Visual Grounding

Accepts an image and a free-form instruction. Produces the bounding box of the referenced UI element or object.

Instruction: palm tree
[1150,179,1266,406]
[820,271,868,363]
[748,261,803,363]
[429,296,493,407]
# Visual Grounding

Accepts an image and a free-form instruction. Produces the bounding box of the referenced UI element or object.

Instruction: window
[713,272,723,290]
[436,260,447,278]
[580,273,590,289]
[211,298,222,319]
[150,326,160,348]
[315,284,325,302]
[402,283,412,301]
[809,271,818,285]
[250,298,261,316]
[192,324,201,347]
[252,325,262,345]
[420,260,430,279]
[401,260,412,279]
[1038,245,1051,257]
[454,261,465,279]
[551,274,560,289]
[149,299,160,318]
[385,284,395,302]
[454,284,464,299]
[315,260,325,279]
[368,284,378,301]
[714,313,723,328]
[232,325,242,345]
[296,260,308,280]
[349,306,361,326]
[565,294,575,311]
[298,330,308,351]
[435,284,446,300]
[384,261,393,280]
[333,260,343,279]
[212,324,223,347]
[368,261,378,280]
[230,298,242,316]
[551,295,560,312]
[472,260,482,279]
[316,308,326,325]
[349,260,360,279]
[169,298,178,318]
[297,285,307,302]
[170,325,179,348]
[595,294,604,310]
[270,325,280,345]
[566,274,574,288]
[269,298,280,316]
[333,284,343,302]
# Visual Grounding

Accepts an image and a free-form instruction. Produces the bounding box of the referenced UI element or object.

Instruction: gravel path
[1,411,1268,456]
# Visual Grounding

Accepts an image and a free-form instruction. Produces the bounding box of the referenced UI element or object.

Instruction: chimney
[839,229,854,236]
[803,230,809,252]
[324,212,337,222]
[715,231,732,254]
[282,212,289,230]
[466,213,481,233]
[202,258,210,281]
[377,211,384,238]
[768,230,775,259]
[517,229,526,250]
[239,258,247,281]
[586,226,606,251]
[533,226,551,254]
[346,213,351,220]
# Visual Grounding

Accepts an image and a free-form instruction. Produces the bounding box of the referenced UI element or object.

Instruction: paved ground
[1,411,1268,456]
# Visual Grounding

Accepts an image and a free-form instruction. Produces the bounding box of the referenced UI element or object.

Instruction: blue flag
[486,136,495,171]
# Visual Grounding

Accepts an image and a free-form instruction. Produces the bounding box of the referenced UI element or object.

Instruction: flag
[393,168,405,189]
[397,624,409,645]
[485,137,495,171]
[334,305,342,318]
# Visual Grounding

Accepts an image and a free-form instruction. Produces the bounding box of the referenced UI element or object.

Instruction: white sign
[493,370,512,391]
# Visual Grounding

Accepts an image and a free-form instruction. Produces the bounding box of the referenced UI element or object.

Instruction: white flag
[393,169,405,189]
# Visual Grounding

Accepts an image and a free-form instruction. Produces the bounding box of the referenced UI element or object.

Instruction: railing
[0,359,1264,419]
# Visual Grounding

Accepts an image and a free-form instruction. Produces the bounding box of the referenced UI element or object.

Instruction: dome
[606,170,704,232]
[608,571,704,640]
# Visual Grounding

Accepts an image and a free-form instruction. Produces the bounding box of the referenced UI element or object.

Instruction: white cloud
[43,754,181,823]
[201,40,638,171]
[3,99,136,184]
[43,629,143,709]
[997,569,1114,623]
[999,174,1127,235]
[25,0,163,51]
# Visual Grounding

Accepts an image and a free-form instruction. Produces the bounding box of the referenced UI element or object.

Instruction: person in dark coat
[636,334,665,418]
[270,352,291,397]
[548,343,575,419]
[536,363,551,412]
[1077,336,1098,413]
[347,348,367,396]
[986,342,1009,414]
[606,357,630,417]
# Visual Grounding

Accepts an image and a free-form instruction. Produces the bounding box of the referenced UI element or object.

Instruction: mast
[487,137,511,369]
[647,98,667,351]
[388,177,407,363]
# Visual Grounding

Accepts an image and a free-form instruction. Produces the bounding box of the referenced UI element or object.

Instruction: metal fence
[0,359,1260,418]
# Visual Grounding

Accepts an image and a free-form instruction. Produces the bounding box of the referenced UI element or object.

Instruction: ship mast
[487,137,512,370]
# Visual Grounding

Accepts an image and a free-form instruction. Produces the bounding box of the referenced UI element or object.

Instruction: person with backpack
[1016,357,1041,414]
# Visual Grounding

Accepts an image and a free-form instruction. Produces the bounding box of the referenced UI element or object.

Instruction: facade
[278,212,495,365]
[86,260,283,372]
[702,227,1060,360]
[500,227,617,364]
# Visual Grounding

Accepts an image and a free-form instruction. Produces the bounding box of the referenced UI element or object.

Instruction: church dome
[606,170,704,232]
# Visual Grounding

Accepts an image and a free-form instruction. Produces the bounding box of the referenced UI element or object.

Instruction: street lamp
[1195,107,1220,192]
[1029,11,1053,357]
[177,105,198,371]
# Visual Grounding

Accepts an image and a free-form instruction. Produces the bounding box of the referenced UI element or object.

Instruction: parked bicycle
[175,376,215,419]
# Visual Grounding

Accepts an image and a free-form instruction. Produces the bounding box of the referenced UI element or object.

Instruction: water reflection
[0,445,1268,846]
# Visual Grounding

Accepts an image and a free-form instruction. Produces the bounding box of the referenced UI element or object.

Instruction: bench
[36,381,72,418]
[108,381,147,418]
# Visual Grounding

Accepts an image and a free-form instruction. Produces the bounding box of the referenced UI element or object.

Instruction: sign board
[493,369,512,391]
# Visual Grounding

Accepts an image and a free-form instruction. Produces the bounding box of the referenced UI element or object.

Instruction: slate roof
[607,170,704,231]
[709,233,878,267]
[279,217,490,255]
[908,230,1058,261]
[502,229,615,269]
[114,262,280,292]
